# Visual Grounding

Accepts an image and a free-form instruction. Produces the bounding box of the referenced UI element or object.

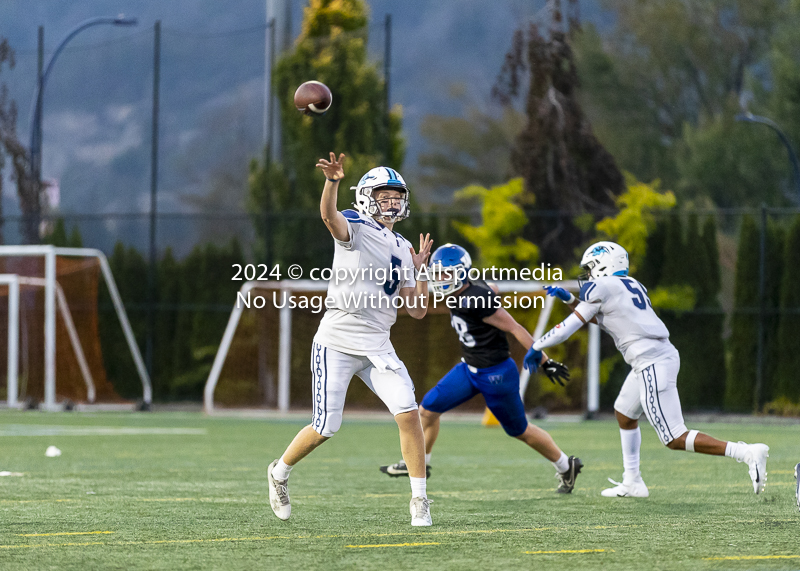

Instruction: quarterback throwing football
[533,241,769,497]
[267,153,434,526]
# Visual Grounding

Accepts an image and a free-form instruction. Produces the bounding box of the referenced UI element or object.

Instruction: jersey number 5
[384,255,401,295]
[621,278,651,310]
[450,315,476,347]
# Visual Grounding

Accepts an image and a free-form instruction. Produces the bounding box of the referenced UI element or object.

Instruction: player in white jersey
[267,153,435,526]
[529,241,769,498]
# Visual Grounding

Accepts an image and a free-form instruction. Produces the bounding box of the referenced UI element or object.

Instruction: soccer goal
[204,279,600,415]
[0,246,152,410]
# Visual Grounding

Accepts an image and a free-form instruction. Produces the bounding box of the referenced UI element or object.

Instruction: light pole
[735,112,800,201]
[28,15,138,241]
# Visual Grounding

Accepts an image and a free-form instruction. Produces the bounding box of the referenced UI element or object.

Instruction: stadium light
[735,112,800,201]
[28,15,139,234]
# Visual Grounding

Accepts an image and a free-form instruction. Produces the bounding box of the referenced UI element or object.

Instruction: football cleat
[600,476,649,498]
[555,456,583,494]
[380,460,432,478]
[794,462,800,511]
[410,497,433,526]
[267,459,291,520]
[741,443,769,494]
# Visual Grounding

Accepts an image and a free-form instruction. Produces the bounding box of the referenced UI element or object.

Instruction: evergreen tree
[659,212,689,287]
[762,220,785,403]
[98,243,148,399]
[154,248,181,400]
[727,216,759,411]
[657,213,700,407]
[248,0,403,269]
[168,239,245,400]
[42,219,68,246]
[776,215,800,401]
[68,225,83,247]
[692,216,726,409]
[637,216,668,288]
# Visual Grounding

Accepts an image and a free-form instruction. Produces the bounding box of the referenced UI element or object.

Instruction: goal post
[204,279,600,415]
[0,246,152,409]
[0,275,19,407]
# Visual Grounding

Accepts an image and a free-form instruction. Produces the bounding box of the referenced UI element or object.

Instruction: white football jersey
[574,275,677,370]
[313,209,417,355]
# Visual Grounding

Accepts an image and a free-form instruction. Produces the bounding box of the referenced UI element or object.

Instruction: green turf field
[0,411,798,570]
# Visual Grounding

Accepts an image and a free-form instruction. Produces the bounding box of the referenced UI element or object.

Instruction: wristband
[326,178,339,183]
[415,270,428,282]
[563,292,576,304]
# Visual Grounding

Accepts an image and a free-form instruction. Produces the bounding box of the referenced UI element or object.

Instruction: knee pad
[314,411,342,438]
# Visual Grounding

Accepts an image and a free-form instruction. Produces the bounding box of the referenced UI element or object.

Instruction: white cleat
[601,476,649,498]
[267,459,291,520]
[794,462,800,511]
[410,497,433,526]
[741,443,769,494]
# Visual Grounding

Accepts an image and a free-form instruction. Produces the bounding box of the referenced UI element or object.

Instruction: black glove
[542,360,570,386]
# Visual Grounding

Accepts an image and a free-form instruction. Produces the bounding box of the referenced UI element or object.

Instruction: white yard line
[0,425,206,437]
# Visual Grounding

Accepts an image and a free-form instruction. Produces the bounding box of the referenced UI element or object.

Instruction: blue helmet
[429,244,472,296]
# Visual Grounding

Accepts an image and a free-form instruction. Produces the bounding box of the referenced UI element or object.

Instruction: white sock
[410,476,427,499]
[620,427,641,483]
[425,453,431,465]
[552,452,570,473]
[725,441,747,462]
[272,457,293,481]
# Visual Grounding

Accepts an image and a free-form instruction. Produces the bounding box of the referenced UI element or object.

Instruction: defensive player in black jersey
[381,244,583,493]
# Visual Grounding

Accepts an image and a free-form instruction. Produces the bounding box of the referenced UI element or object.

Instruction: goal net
[204,280,598,414]
[0,246,151,410]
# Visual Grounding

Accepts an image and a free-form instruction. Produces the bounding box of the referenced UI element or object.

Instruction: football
[294,80,333,115]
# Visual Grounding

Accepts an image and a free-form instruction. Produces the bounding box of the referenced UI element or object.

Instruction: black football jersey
[449,280,510,369]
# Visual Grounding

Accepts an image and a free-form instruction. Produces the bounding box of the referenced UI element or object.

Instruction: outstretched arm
[484,308,570,385]
[316,152,349,242]
[532,309,593,351]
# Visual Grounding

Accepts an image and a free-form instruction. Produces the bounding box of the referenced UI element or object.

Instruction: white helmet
[580,241,629,279]
[352,167,410,222]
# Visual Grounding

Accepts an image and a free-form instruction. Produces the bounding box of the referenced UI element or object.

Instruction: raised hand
[316,152,346,181]
[410,233,433,271]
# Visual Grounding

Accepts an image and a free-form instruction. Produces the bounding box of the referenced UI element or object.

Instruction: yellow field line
[0,499,72,504]
[0,536,296,550]
[0,524,641,550]
[345,542,440,548]
[1,542,109,549]
[704,555,800,561]
[525,549,612,555]
[18,532,114,537]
